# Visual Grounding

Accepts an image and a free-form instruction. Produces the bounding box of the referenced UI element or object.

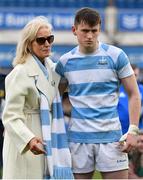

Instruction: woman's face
[31,26,54,62]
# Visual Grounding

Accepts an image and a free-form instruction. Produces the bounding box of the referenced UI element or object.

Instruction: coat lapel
[35,72,55,106]
[25,55,55,107]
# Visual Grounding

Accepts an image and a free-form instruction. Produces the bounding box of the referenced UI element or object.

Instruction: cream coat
[2,55,60,179]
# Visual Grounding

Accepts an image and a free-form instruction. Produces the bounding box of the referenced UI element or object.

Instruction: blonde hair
[13,16,52,66]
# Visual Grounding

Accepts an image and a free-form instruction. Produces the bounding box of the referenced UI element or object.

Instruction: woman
[2,16,73,179]
[129,131,143,179]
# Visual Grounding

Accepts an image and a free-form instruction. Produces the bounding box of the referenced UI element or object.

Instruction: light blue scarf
[34,56,73,179]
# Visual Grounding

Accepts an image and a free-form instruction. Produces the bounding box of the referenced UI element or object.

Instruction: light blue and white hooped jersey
[56,42,134,144]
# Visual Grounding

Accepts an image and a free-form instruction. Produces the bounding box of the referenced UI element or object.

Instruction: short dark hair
[74,7,101,27]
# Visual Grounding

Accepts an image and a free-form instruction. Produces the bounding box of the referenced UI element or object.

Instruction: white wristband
[128,124,139,135]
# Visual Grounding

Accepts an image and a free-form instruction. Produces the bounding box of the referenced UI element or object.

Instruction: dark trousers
[0,120,4,168]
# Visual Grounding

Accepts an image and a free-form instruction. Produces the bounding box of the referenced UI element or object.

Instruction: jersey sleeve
[116,50,134,79]
[55,59,65,78]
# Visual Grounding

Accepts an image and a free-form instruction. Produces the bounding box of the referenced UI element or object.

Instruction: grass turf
[93,171,102,179]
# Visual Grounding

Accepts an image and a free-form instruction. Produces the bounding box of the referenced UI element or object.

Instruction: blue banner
[0,44,74,68]
[0,44,15,68]
[118,10,143,31]
[1,44,143,68]
[0,8,105,31]
[121,46,143,67]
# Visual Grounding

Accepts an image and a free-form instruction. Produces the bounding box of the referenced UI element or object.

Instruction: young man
[56,7,141,179]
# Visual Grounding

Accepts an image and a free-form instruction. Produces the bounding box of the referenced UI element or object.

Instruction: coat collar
[24,54,40,76]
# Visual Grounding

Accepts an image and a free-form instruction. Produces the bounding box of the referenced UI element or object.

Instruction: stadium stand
[1,0,143,9]
[115,0,143,9]
[0,0,108,8]
[0,0,143,69]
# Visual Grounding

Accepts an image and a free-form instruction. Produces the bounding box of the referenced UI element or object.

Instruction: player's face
[72,22,100,54]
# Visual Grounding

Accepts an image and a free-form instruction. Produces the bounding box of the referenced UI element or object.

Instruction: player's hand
[119,133,137,153]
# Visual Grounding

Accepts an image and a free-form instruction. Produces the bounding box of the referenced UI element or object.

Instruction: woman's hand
[28,137,46,155]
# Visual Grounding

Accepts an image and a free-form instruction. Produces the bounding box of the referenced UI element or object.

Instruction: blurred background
[1,0,143,76]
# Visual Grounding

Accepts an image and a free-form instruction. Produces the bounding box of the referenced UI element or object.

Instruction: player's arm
[121,74,141,127]
[59,78,68,96]
[120,74,141,152]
